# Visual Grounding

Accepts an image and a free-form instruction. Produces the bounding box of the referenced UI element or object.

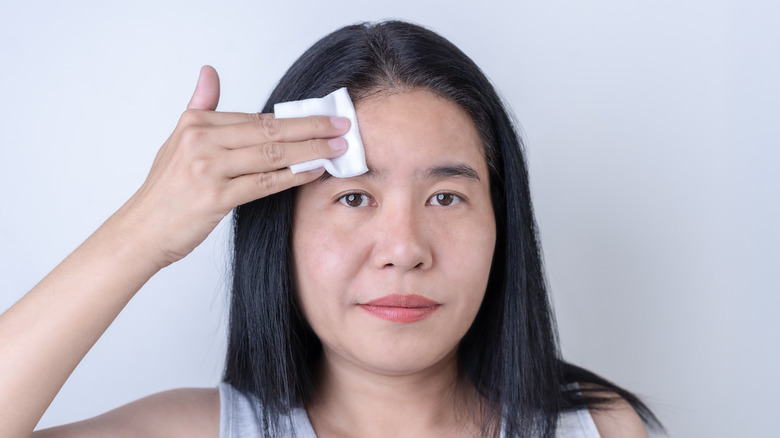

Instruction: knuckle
[201,188,223,207]
[180,109,205,126]
[258,117,282,140]
[179,125,209,147]
[309,115,326,132]
[247,112,265,123]
[188,157,212,178]
[309,139,322,155]
[262,142,286,166]
[256,172,276,192]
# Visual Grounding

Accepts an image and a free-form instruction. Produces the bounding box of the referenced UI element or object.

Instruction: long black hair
[224,20,662,437]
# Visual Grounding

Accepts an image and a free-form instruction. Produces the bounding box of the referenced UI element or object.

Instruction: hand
[114,65,349,268]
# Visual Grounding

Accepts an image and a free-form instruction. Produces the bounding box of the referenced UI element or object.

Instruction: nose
[370,202,432,271]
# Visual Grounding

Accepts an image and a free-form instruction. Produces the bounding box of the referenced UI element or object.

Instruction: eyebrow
[316,163,481,183]
[423,163,481,182]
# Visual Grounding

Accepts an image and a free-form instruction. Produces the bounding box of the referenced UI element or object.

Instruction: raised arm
[0,66,349,438]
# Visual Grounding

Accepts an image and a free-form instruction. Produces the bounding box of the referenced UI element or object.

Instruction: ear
[187,65,220,111]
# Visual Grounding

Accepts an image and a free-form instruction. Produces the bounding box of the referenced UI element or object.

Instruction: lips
[360,294,441,323]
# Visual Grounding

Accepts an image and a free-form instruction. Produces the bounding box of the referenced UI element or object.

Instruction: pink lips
[359,294,441,323]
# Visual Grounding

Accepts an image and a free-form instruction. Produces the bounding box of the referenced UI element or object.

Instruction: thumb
[187,65,220,111]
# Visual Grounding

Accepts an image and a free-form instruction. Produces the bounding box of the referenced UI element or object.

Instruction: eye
[428,192,462,206]
[338,192,373,207]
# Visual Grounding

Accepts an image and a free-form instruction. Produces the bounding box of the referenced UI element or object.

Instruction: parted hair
[223,20,661,437]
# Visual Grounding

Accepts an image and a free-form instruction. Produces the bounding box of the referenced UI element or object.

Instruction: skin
[293,90,496,437]
[0,68,649,438]
[0,66,349,438]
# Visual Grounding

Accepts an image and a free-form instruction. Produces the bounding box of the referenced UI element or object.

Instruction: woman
[0,21,661,437]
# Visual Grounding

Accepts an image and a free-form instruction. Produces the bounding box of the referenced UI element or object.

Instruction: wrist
[93,204,173,277]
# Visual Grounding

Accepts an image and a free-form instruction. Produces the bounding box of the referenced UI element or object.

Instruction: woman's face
[292,89,496,376]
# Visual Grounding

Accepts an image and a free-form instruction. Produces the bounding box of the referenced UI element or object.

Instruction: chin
[343,340,460,377]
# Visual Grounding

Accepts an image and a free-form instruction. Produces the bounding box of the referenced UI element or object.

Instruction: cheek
[449,214,496,309]
[295,228,341,279]
[292,213,366,309]
[439,211,495,270]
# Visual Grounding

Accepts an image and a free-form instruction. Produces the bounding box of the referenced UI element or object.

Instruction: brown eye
[429,193,461,206]
[339,193,370,207]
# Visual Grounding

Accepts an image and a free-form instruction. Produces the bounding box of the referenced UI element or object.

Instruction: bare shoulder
[579,383,649,438]
[34,387,219,438]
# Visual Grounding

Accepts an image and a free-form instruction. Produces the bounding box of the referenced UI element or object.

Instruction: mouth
[359,294,441,323]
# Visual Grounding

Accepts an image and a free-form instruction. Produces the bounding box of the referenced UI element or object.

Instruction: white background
[1,1,777,436]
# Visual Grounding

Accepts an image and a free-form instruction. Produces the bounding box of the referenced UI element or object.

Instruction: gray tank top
[219,382,600,438]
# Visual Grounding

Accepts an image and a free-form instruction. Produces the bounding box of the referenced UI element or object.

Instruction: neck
[306,349,485,438]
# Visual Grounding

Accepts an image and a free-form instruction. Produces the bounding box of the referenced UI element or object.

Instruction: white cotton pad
[273,87,368,178]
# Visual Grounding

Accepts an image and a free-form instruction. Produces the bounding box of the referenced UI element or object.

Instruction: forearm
[0,212,163,437]
[0,65,349,437]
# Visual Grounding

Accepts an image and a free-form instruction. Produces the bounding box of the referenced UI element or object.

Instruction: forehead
[350,89,488,179]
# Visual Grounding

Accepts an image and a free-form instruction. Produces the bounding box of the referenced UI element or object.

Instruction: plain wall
[1,1,777,436]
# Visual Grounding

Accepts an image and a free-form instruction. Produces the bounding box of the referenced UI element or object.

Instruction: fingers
[205,115,351,149]
[180,109,266,126]
[223,137,347,177]
[187,66,220,111]
[182,66,349,145]
[175,67,350,207]
[225,167,326,207]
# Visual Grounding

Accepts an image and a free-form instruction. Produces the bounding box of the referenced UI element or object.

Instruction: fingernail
[328,137,347,151]
[330,116,349,130]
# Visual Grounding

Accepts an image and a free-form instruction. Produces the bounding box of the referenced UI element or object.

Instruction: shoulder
[579,383,648,438]
[34,387,219,438]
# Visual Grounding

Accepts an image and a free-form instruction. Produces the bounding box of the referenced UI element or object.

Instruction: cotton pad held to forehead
[273,87,368,178]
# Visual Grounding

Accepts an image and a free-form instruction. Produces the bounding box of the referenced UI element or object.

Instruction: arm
[590,399,649,438]
[0,66,349,438]
[586,386,650,438]
[0,206,177,437]
[32,388,219,438]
